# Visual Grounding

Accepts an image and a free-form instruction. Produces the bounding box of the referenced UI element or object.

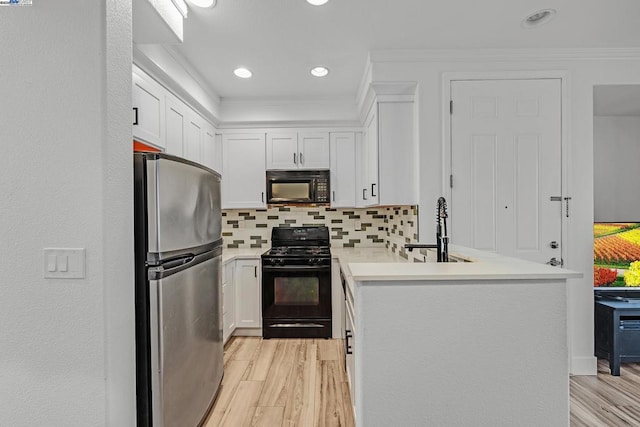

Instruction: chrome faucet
[405,197,449,262]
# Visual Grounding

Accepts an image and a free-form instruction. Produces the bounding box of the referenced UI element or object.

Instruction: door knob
[547,257,562,267]
[550,241,559,249]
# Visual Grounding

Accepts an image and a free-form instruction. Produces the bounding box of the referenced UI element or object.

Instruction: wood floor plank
[257,340,300,407]
[315,338,339,361]
[233,336,262,361]
[315,360,352,427]
[245,338,279,381]
[223,336,242,366]
[210,359,250,414]
[250,406,285,427]
[282,342,317,427]
[219,380,263,427]
[570,360,640,426]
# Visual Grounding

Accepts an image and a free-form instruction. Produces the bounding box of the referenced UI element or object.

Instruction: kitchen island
[335,245,581,427]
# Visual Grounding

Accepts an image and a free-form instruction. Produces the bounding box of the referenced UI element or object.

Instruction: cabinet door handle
[254,266,257,277]
[371,183,377,197]
[345,330,353,355]
[133,107,138,125]
[332,191,336,202]
[293,152,297,164]
[363,188,367,200]
[262,192,264,203]
[300,152,304,165]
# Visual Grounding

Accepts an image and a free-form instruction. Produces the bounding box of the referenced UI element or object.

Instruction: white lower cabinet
[222,261,236,344]
[235,259,262,328]
[345,291,356,419]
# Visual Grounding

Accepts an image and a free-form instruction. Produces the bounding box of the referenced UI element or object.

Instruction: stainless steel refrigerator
[134,152,223,427]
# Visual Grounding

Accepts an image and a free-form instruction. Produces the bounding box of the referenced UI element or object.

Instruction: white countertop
[335,245,582,282]
[221,245,582,282]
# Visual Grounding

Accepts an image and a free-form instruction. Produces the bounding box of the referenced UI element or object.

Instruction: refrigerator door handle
[162,254,195,270]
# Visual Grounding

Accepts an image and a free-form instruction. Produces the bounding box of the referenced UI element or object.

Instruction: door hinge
[449,100,453,115]
[449,174,453,188]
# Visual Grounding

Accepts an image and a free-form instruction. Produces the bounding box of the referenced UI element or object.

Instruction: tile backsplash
[222,205,420,258]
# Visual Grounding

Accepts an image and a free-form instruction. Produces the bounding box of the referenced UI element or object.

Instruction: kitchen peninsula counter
[335,244,581,427]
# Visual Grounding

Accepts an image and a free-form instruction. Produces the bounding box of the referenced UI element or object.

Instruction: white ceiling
[175,0,640,101]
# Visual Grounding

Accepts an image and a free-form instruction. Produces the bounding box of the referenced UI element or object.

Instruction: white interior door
[450,79,562,265]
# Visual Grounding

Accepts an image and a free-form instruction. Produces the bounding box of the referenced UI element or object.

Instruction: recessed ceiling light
[310,66,329,77]
[307,0,329,5]
[188,0,216,8]
[522,9,556,28]
[234,67,253,79]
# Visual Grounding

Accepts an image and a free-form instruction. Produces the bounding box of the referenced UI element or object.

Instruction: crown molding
[217,120,362,130]
[219,95,357,107]
[369,47,640,63]
[133,45,222,125]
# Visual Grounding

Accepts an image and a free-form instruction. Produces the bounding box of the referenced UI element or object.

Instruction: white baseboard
[233,327,262,337]
[570,356,598,376]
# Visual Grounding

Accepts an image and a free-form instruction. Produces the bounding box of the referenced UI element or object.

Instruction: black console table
[594,298,640,376]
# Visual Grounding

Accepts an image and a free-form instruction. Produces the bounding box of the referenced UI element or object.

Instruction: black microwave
[266,170,330,205]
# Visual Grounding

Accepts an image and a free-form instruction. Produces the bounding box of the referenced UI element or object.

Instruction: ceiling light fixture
[310,66,329,77]
[306,0,329,6]
[234,67,253,79]
[522,9,556,28]
[188,0,216,8]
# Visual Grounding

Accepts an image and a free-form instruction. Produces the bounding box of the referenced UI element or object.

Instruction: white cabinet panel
[266,133,298,169]
[164,94,186,157]
[132,69,165,149]
[222,134,266,209]
[202,123,219,173]
[299,132,330,169]
[222,261,236,344]
[363,104,378,206]
[184,114,203,164]
[235,259,261,328]
[330,132,356,207]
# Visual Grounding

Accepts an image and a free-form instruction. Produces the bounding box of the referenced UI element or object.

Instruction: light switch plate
[43,248,86,279]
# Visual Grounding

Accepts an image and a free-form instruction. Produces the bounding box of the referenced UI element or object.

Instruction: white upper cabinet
[266,131,329,170]
[132,68,165,149]
[359,100,416,207]
[202,123,221,174]
[299,132,330,169]
[184,112,203,164]
[164,93,186,157]
[363,104,379,206]
[266,133,298,169]
[222,134,267,209]
[330,132,357,207]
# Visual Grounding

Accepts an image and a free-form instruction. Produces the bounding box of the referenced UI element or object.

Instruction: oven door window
[274,277,319,305]
[262,267,331,319]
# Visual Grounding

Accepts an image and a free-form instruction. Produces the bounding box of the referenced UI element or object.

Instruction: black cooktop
[263,226,331,259]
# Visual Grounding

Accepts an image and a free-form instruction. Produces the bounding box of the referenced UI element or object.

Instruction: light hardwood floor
[571,360,640,426]
[204,337,354,427]
[207,338,640,427]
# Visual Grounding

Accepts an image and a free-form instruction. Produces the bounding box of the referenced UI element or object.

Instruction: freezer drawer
[149,252,223,427]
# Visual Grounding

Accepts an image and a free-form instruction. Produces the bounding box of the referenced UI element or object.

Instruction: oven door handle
[262,265,331,272]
